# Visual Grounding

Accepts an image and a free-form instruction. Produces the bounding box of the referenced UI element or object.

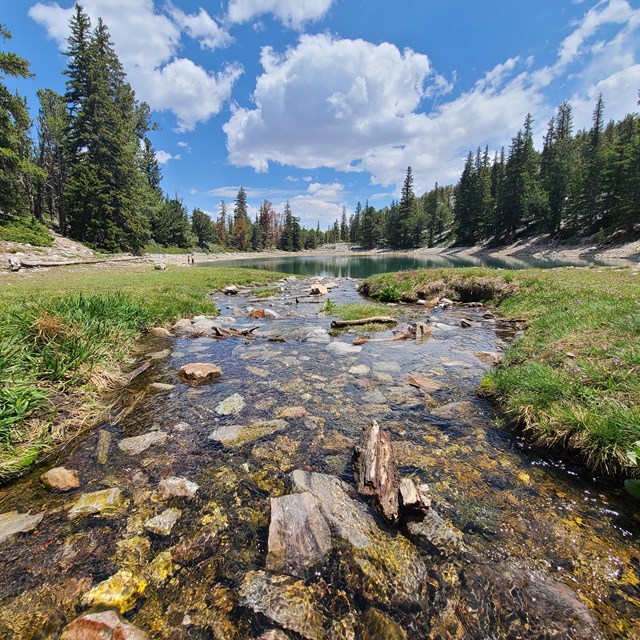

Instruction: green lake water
[207,253,627,278]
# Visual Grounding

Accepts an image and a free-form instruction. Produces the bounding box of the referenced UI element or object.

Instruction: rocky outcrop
[0,511,44,544]
[352,420,399,523]
[60,610,148,640]
[267,492,332,578]
[177,362,222,385]
[40,467,80,492]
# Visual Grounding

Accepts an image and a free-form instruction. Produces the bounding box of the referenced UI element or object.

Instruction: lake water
[207,252,622,278]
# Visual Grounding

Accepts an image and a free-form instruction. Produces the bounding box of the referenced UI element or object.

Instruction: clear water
[0,279,638,638]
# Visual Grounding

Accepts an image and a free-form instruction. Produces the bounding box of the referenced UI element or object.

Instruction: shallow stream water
[0,278,639,639]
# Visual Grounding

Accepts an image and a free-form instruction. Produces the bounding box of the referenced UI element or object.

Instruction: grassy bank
[360,266,640,477]
[0,264,283,479]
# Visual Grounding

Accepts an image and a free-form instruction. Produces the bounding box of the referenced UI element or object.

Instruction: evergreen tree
[278,201,294,251]
[231,186,250,250]
[215,200,228,245]
[454,152,477,244]
[191,208,215,248]
[152,196,191,247]
[390,166,415,248]
[251,213,264,250]
[0,24,42,221]
[340,205,349,241]
[64,8,150,251]
[350,201,362,243]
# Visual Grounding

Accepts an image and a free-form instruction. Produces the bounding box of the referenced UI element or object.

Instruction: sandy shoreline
[2,234,639,271]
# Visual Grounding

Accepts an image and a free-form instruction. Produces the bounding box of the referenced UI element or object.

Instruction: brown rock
[474,351,502,366]
[249,308,267,318]
[405,372,443,393]
[158,476,199,500]
[413,321,431,340]
[460,318,473,328]
[352,420,399,523]
[267,492,332,578]
[40,467,80,492]
[60,609,148,640]
[149,327,171,337]
[276,406,308,419]
[177,362,222,385]
[309,284,328,296]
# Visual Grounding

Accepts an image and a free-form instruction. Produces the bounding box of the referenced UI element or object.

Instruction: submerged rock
[158,476,199,500]
[348,364,370,376]
[267,492,332,578]
[146,348,170,361]
[240,571,326,640]
[40,466,80,492]
[68,488,125,519]
[177,362,222,385]
[290,470,426,607]
[430,401,476,421]
[215,393,246,416]
[118,431,168,455]
[403,509,464,556]
[60,609,148,640]
[148,382,174,392]
[406,372,444,394]
[96,429,112,464]
[209,420,287,446]
[361,608,407,640]
[304,327,330,344]
[81,569,146,613]
[326,341,362,356]
[0,510,44,544]
[144,508,181,536]
[276,406,308,419]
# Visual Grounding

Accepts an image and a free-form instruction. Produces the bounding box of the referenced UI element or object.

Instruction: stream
[0,277,639,639]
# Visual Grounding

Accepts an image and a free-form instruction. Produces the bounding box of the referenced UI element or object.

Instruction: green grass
[251,285,280,298]
[361,266,640,476]
[331,302,401,321]
[0,217,53,247]
[0,264,283,478]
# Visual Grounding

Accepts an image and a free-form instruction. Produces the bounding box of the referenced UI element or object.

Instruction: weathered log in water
[331,316,397,328]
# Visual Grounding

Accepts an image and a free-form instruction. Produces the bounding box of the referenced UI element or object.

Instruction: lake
[206,252,621,278]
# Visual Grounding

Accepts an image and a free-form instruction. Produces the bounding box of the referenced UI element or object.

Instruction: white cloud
[227,0,334,29]
[307,182,343,199]
[29,0,241,131]
[177,141,191,150]
[169,4,233,51]
[224,1,640,195]
[155,150,180,164]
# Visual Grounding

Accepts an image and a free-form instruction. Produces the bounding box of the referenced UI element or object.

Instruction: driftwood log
[331,316,397,328]
[352,419,399,523]
[210,326,259,338]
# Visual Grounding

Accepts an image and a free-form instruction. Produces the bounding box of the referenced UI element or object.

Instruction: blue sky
[3,0,640,227]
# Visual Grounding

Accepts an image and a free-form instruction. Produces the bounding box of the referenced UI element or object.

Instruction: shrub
[0,217,53,247]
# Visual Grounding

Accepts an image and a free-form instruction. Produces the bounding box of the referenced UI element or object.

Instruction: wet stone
[372,361,401,373]
[158,476,199,500]
[240,571,326,640]
[40,466,80,492]
[215,393,246,415]
[304,327,330,344]
[404,509,464,556]
[146,348,170,361]
[148,382,174,392]
[96,429,112,464]
[277,406,308,419]
[256,631,291,640]
[68,488,125,519]
[348,364,370,375]
[267,492,332,578]
[81,569,147,613]
[325,341,361,356]
[430,401,476,421]
[60,609,149,640]
[0,510,44,544]
[406,372,445,393]
[209,420,287,446]
[118,431,168,455]
[177,362,222,385]
[361,608,407,640]
[144,507,181,536]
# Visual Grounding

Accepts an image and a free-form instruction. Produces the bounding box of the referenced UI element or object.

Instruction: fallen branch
[211,325,259,338]
[331,316,397,328]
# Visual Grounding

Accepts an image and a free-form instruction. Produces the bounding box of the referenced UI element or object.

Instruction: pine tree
[215,200,228,245]
[35,88,68,230]
[191,208,215,248]
[231,186,250,250]
[152,196,191,247]
[0,24,42,221]
[340,205,349,242]
[279,201,294,251]
[390,167,415,248]
[64,8,150,251]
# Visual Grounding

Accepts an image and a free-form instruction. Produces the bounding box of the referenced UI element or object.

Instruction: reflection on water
[206,252,628,278]
[0,279,638,638]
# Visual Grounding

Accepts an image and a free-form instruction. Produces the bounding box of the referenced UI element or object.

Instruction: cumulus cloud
[156,150,180,164]
[224,1,640,194]
[29,0,241,131]
[306,182,344,199]
[227,0,334,29]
